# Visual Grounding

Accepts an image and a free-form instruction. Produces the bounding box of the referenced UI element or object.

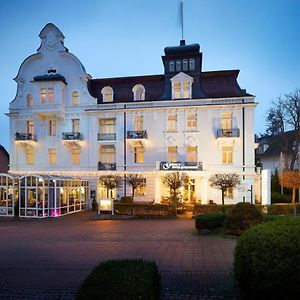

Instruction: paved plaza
[0,211,237,299]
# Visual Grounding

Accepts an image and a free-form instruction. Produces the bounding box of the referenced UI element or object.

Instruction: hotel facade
[7,23,259,208]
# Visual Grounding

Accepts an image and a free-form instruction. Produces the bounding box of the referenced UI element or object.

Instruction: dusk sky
[0,0,299,151]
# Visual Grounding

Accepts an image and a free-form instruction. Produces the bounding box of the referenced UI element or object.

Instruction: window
[176,60,181,72]
[171,73,193,100]
[49,120,56,136]
[222,146,233,164]
[134,146,144,163]
[100,145,115,163]
[183,82,190,99]
[224,187,233,198]
[189,58,195,70]
[187,114,197,130]
[26,120,34,135]
[101,86,113,102]
[26,147,35,164]
[72,91,80,105]
[71,148,80,164]
[48,148,57,164]
[187,146,197,162]
[167,115,177,132]
[168,146,178,162]
[72,119,80,133]
[183,59,188,71]
[26,94,33,107]
[221,112,233,129]
[169,61,175,72]
[134,115,143,131]
[40,88,54,103]
[173,82,181,99]
[99,119,116,135]
[135,178,147,196]
[132,84,145,101]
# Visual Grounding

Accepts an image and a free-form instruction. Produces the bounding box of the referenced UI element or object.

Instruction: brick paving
[0,211,238,299]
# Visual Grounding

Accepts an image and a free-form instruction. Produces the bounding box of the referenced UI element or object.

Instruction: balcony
[62,132,83,147]
[159,161,203,171]
[98,133,116,141]
[15,132,37,145]
[98,162,116,170]
[127,130,147,139]
[217,128,240,138]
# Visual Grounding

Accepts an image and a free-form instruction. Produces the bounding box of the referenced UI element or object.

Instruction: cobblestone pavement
[0,211,238,299]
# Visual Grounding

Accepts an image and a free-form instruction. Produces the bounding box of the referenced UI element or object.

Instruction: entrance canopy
[19,174,89,218]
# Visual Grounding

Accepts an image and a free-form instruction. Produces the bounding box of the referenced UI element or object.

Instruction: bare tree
[210,174,241,210]
[265,89,300,170]
[126,174,144,202]
[162,172,189,211]
[279,171,300,204]
[99,175,121,198]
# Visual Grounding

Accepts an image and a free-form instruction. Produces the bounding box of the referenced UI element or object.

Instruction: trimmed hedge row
[195,213,226,231]
[114,203,176,216]
[76,259,161,300]
[234,218,300,299]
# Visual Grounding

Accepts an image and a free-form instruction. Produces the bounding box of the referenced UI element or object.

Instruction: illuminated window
[40,88,54,103]
[48,88,54,103]
[99,119,116,135]
[187,114,197,130]
[171,78,193,99]
[101,86,113,102]
[100,145,115,164]
[169,61,175,72]
[225,187,233,198]
[167,115,177,132]
[26,120,34,135]
[134,146,144,163]
[134,115,143,131]
[189,58,195,70]
[71,148,80,164]
[222,146,233,164]
[176,60,181,71]
[173,82,181,99]
[183,59,188,71]
[48,148,57,164]
[26,94,33,107]
[187,146,197,162]
[40,88,47,103]
[49,120,56,136]
[72,119,80,133]
[72,91,80,105]
[168,146,177,162]
[135,178,147,196]
[26,147,35,164]
[132,84,145,101]
[221,112,232,130]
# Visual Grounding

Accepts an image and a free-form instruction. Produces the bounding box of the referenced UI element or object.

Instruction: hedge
[76,259,161,300]
[195,213,226,232]
[234,219,300,299]
[114,203,176,216]
[194,204,235,215]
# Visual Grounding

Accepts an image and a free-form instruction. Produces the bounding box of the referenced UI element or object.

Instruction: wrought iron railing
[98,162,117,170]
[15,132,36,141]
[217,128,240,138]
[127,130,147,139]
[62,132,83,140]
[97,133,116,141]
[159,161,203,171]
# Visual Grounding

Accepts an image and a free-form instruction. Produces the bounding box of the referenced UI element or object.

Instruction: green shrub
[234,219,300,299]
[224,202,262,236]
[194,204,234,215]
[195,213,226,231]
[76,259,161,300]
[271,192,292,204]
[119,196,133,204]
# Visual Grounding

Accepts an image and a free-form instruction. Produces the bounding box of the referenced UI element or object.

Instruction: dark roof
[0,145,9,158]
[33,74,67,85]
[256,131,296,158]
[164,40,200,56]
[88,70,252,103]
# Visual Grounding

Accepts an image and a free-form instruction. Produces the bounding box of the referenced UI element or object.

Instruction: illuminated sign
[98,199,114,215]
[159,161,203,171]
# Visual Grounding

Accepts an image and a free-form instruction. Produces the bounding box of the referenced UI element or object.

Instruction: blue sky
[0,0,300,151]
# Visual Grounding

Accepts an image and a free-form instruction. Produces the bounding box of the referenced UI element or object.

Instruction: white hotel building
[7,23,258,207]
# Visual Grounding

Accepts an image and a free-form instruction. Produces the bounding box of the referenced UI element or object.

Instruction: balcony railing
[98,133,116,141]
[217,128,240,138]
[62,132,83,140]
[159,161,203,171]
[127,130,148,139]
[98,162,117,170]
[15,132,36,141]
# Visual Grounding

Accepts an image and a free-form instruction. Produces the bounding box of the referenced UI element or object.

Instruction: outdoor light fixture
[98,199,114,215]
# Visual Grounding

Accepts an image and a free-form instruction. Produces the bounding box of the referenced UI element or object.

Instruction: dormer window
[26,94,33,107]
[101,86,113,102]
[170,72,193,100]
[169,61,175,72]
[183,59,188,71]
[189,58,195,70]
[132,84,145,101]
[40,88,54,104]
[176,60,181,72]
[72,91,80,105]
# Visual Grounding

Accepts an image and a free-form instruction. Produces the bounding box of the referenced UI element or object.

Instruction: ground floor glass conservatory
[0,174,16,216]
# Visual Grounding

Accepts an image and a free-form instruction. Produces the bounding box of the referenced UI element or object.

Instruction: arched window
[26,94,33,107]
[72,91,80,105]
[132,84,145,101]
[101,86,113,102]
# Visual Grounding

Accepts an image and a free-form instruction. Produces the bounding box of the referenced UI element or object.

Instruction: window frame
[101,86,114,102]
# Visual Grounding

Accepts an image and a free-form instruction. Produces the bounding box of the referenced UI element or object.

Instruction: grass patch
[75,259,161,300]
